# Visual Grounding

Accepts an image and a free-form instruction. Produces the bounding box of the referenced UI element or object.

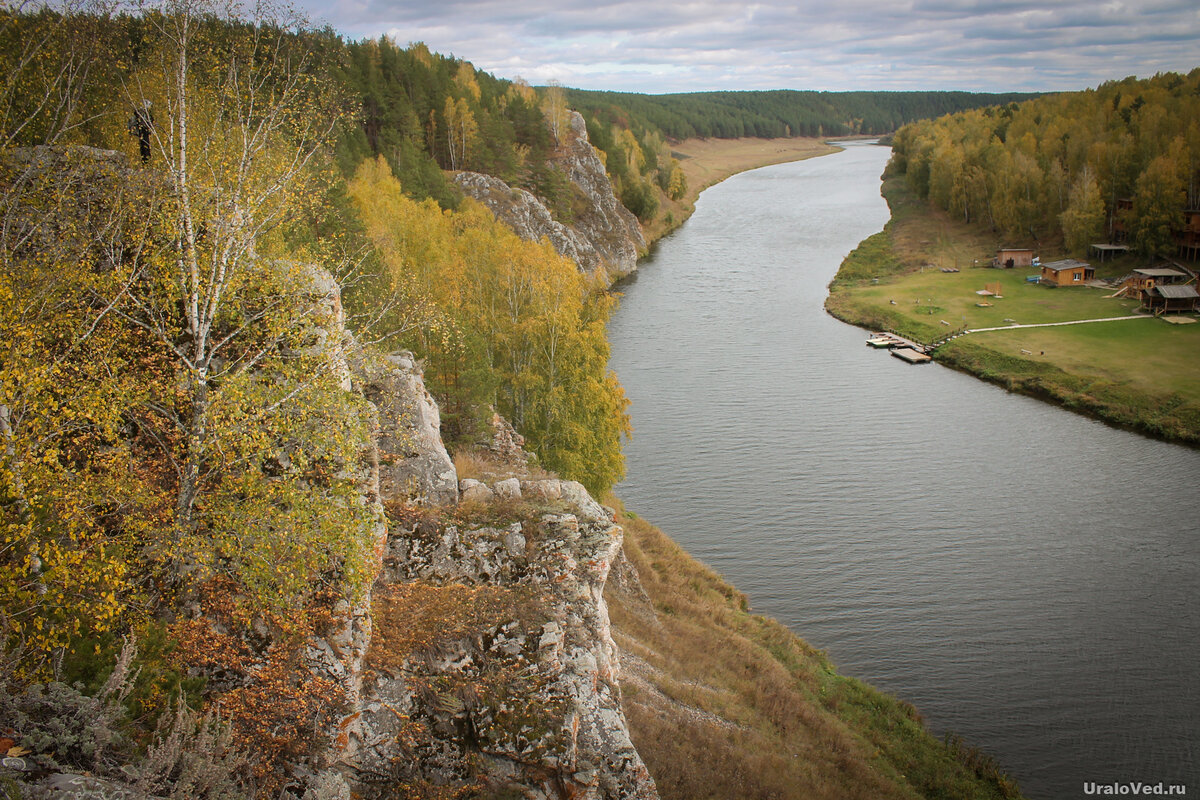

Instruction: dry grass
[638,137,840,245]
[606,500,1024,800]
[671,137,839,202]
[368,582,535,672]
[451,446,556,485]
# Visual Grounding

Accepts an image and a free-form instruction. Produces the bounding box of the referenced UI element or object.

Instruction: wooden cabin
[1122,267,1190,294]
[1039,259,1095,287]
[1179,210,1200,260]
[1141,284,1200,314]
[993,248,1034,269]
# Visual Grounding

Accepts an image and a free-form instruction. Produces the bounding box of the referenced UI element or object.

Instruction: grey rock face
[453,171,597,270]
[556,112,646,281]
[352,351,459,507]
[342,476,657,800]
[453,112,645,282]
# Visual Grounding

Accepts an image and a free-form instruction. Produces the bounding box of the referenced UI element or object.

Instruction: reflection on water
[607,141,1200,799]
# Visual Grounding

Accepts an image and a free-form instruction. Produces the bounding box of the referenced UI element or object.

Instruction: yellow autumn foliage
[348,156,630,494]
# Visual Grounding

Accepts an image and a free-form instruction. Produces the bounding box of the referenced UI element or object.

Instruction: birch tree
[540,80,568,147]
[97,0,379,606]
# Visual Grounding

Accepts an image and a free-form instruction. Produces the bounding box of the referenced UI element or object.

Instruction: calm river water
[607,141,1200,800]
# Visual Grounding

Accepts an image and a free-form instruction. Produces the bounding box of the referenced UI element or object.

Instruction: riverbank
[640,136,839,245]
[606,502,1024,800]
[825,174,1200,445]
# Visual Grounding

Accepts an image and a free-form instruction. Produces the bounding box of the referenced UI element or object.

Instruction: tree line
[888,70,1200,257]
[567,88,1039,141]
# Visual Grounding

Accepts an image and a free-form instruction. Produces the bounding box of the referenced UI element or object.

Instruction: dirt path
[966,315,1150,333]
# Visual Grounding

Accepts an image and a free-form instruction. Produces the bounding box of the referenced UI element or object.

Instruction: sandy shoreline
[671,136,838,202]
[640,136,840,245]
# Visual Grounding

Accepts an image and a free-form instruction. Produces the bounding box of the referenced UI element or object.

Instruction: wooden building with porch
[1039,259,1095,287]
[1121,267,1190,294]
[1141,284,1200,314]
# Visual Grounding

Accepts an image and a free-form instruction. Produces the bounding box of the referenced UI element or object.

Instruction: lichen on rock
[335,470,656,799]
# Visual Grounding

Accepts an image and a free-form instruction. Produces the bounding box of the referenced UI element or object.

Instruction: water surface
[607,141,1200,800]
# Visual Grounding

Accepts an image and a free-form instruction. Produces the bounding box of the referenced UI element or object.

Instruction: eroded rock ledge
[310,354,656,799]
[454,112,645,283]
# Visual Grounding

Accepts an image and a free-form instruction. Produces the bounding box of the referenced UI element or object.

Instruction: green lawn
[848,268,1144,332]
[826,177,1200,444]
[974,319,1200,399]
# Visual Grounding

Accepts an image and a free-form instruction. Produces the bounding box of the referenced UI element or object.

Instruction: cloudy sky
[298,0,1200,94]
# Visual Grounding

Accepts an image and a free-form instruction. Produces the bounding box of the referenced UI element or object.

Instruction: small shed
[994,248,1034,269]
[1141,284,1200,314]
[1039,259,1095,287]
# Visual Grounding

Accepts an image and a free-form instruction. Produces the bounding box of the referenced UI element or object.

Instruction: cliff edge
[314,353,657,799]
[455,112,645,283]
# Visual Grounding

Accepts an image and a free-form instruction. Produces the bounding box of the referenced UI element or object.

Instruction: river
[606,141,1200,800]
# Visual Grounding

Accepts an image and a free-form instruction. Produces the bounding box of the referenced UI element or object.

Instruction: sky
[298,0,1200,94]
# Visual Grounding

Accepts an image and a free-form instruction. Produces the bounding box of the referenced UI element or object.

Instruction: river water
[606,141,1200,800]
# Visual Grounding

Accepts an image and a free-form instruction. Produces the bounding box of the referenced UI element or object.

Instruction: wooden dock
[891,347,932,364]
[867,332,932,353]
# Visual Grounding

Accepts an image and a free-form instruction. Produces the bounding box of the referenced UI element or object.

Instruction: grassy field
[606,501,1024,800]
[641,137,839,244]
[826,176,1200,443]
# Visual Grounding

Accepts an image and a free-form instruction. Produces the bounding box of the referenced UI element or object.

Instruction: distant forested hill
[566,88,1039,140]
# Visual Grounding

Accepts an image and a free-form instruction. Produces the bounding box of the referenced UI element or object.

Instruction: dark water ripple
[607,142,1200,800]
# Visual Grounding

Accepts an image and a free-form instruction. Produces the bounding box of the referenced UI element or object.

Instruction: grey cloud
[299,0,1200,93]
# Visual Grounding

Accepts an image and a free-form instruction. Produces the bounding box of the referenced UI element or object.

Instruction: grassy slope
[640,137,839,245]
[606,503,1024,800]
[825,176,1200,444]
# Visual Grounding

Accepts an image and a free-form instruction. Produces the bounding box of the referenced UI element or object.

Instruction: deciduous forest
[888,70,1200,257]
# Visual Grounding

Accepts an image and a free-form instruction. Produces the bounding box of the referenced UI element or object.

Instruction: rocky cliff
[305,344,657,799]
[454,112,645,283]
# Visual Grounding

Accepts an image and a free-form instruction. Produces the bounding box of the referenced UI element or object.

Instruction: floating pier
[867,332,931,353]
[890,347,932,364]
[866,332,938,364]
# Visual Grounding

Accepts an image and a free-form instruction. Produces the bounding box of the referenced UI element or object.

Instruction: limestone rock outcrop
[454,112,645,282]
[554,112,646,281]
[341,477,656,799]
[352,351,459,507]
[316,342,654,797]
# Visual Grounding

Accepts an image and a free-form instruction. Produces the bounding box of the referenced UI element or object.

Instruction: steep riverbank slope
[607,504,1023,800]
[825,174,1200,444]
